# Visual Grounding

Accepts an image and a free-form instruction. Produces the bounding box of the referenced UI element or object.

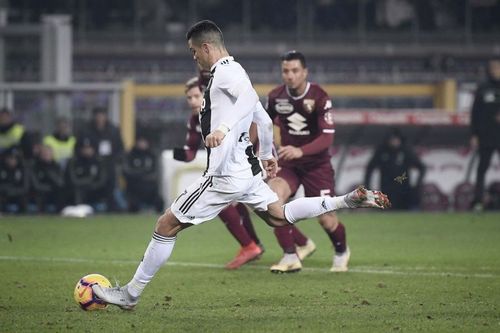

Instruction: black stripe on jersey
[245,145,262,176]
[179,176,213,214]
[200,71,213,175]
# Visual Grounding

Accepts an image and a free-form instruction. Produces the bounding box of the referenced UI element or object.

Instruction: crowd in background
[9,0,500,35]
[0,107,163,214]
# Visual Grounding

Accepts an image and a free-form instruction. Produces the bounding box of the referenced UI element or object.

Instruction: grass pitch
[1,212,500,332]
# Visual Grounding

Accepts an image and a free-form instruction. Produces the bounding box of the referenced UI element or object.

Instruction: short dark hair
[186,20,224,47]
[185,76,201,93]
[281,50,307,68]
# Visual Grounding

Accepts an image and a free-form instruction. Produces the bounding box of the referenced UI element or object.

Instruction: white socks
[283,195,349,224]
[127,232,176,298]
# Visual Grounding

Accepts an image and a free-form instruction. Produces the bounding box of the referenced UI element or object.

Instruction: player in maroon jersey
[173,76,264,269]
[266,51,350,273]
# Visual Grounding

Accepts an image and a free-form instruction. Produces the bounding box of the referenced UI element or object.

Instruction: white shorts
[171,174,279,225]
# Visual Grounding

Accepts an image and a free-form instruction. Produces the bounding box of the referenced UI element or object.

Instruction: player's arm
[252,101,274,160]
[174,116,202,162]
[264,95,282,149]
[253,100,278,177]
[205,72,258,148]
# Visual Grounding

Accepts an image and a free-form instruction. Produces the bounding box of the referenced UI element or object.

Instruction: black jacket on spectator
[0,148,29,212]
[66,139,109,207]
[30,156,65,211]
[78,109,124,211]
[123,146,162,212]
[470,78,500,148]
[365,129,426,210]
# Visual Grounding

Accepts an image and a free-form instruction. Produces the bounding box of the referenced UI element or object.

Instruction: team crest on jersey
[324,110,334,125]
[303,99,315,113]
[275,99,294,114]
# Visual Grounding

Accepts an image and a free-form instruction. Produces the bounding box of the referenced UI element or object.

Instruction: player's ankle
[329,195,349,210]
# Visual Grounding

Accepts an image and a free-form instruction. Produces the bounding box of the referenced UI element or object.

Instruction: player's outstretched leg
[93,209,185,309]
[282,186,390,224]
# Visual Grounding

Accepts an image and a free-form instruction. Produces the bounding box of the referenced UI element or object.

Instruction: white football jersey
[200,56,261,178]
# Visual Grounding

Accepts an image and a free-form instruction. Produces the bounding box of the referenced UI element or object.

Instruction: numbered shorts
[278,160,335,197]
[171,174,279,225]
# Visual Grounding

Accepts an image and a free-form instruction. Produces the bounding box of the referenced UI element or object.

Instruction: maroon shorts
[277,160,335,197]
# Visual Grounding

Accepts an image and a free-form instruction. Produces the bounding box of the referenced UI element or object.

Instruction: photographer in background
[470,59,500,211]
[365,128,426,210]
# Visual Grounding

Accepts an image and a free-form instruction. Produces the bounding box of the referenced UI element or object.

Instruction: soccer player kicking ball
[92,20,390,310]
[174,76,264,269]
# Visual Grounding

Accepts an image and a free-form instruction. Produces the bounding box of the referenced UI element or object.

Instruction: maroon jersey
[266,82,335,166]
[173,114,202,162]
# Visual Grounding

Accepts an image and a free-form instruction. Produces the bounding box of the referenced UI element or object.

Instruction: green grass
[1,212,500,332]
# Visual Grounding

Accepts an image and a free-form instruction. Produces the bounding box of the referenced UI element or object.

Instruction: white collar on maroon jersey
[286,82,311,100]
[211,56,234,72]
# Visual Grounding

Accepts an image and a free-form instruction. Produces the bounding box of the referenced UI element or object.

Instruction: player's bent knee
[155,209,182,237]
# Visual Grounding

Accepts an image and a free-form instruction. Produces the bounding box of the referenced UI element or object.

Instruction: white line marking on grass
[0,255,497,279]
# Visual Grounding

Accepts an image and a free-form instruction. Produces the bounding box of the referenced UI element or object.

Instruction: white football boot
[270,253,302,273]
[92,284,138,310]
[345,186,390,209]
[330,247,351,272]
[296,239,316,261]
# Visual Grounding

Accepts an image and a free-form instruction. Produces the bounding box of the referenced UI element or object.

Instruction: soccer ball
[74,273,111,310]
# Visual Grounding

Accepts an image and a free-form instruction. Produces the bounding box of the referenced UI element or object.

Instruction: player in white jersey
[92,20,390,310]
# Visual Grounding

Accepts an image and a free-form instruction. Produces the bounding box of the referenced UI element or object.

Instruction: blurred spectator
[376,0,414,29]
[122,134,163,212]
[364,128,426,210]
[79,107,124,211]
[66,137,109,210]
[470,59,500,210]
[29,145,65,212]
[25,132,43,162]
[0,108,30,156]
[0,147,29,213]
[43,117,76,168]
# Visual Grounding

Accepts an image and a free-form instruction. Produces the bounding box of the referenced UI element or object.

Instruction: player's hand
[205,130,226,148]
[262,157,278,178]
[278,145,303,161]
